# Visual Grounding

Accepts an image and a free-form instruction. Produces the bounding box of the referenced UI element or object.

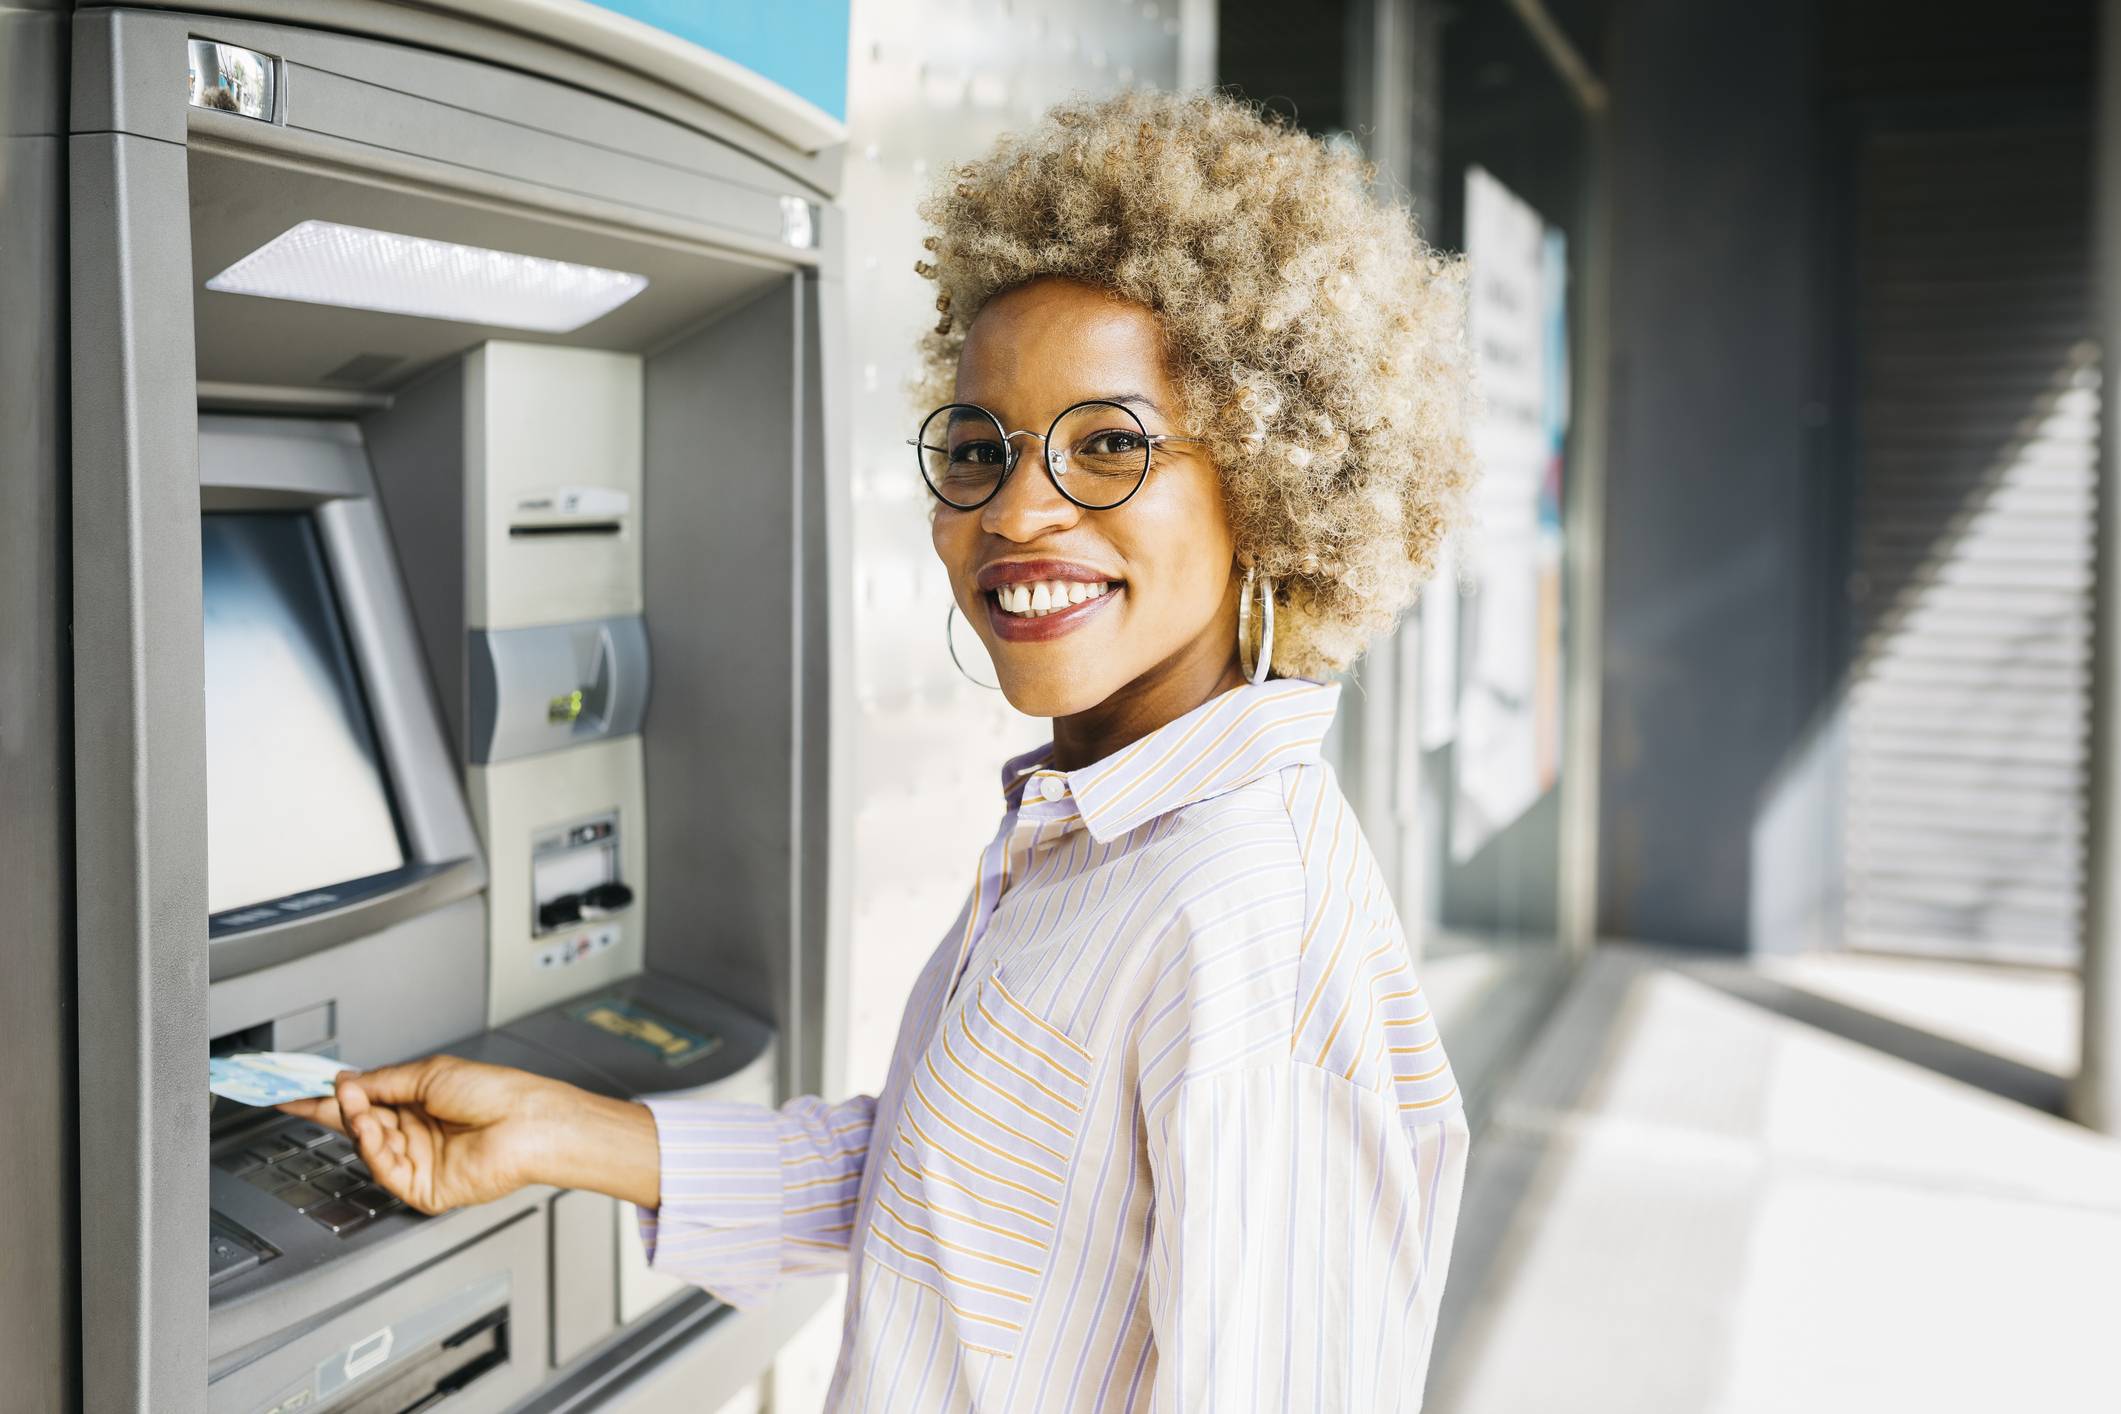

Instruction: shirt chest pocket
[863,972,1096,1358]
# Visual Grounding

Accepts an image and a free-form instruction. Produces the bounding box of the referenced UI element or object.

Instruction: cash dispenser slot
[333,1303,508,1413]
[531,812,633,935]
[208,1216,547,1413]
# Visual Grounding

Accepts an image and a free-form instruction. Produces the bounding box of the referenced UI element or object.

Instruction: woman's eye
[950,440,1007,466]
[1080,430,1145,457]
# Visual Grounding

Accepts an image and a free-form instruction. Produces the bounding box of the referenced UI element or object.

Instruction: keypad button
[307,1198,370,1235]
[345,1158,372,1181]
[218,1149,264,1177]
[280,1152,333,1182]
[286,1122,336,1149]
[316,1137,356,1163]
[243,1165,294,1193]
[311,1167,363,1197]
[248,1137,301,1164]
[345,1184,400,1216]
[275,1181,328,1212]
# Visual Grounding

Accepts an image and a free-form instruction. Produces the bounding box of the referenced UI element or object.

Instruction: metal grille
[1844,116,2097,964]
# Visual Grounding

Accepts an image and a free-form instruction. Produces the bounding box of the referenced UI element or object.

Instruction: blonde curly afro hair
[913,88,1478,678]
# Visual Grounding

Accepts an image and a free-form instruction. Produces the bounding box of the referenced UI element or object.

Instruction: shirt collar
[999,678,1342,842]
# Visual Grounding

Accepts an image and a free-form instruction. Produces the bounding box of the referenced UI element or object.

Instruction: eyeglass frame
[907,398,1207,511]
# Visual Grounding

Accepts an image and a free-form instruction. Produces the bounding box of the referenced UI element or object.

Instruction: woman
[285,89,1478,1410]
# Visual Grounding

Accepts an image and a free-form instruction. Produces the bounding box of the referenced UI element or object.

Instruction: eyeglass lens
[916,400,1152,510]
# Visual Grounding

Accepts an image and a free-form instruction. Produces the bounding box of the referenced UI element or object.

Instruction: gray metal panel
[549,1190,621,1368]
[70,125,209,1414]
[287,64,787,249]
[84,5,831,195]
[109,0,841,194]
[68,6,188,144]
[641,280,799,1041]
[3,1,67,137]
[810,206,858,1105]
[205,859,484,983]
[1,6,77,1410]
[196,412,365,498]
[362,362,470,758]
[207,1209,549,1414]
[792,270,836,1102]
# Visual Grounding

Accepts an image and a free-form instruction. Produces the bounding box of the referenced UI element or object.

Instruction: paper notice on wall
[1452,166,1567,863]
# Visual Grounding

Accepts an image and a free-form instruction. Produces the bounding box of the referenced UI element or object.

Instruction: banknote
[209,1051,355,1107]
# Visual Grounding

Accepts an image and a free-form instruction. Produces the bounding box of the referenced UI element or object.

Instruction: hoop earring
[1238,567,1276,685]
[946,601,1000,690]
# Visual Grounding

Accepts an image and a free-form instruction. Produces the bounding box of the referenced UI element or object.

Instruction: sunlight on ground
[1432,949,2120,1414]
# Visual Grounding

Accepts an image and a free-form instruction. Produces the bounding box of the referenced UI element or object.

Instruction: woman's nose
[979,437,1080,542]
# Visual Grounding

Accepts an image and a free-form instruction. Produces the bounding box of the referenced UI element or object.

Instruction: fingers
[344,1100,422,1207]
[335,1071,435,1213]
[337,1059,433,1106]
[274,1096,345,1133]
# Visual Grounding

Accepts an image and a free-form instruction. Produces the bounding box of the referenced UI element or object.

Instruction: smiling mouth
[990,577,1118,618]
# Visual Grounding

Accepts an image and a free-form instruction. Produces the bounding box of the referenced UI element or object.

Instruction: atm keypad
[216,1125,403,1237]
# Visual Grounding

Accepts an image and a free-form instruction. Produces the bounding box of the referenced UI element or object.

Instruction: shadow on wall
[1600,0,2097,957]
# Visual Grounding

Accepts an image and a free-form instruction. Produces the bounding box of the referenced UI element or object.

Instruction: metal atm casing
[47,5,855,1411]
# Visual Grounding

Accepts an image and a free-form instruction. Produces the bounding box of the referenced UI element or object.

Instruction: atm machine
[23,5,854,1412]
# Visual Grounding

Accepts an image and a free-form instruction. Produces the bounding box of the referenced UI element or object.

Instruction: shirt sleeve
[633,1091,878,1309]
[1141,1063,1470,1412]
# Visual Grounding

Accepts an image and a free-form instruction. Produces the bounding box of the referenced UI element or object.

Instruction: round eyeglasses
[909,399,1205,511]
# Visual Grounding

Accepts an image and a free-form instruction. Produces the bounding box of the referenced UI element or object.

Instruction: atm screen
[203,512,406,916]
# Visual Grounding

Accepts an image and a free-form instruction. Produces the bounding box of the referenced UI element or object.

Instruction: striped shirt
[641,677,1469,1411]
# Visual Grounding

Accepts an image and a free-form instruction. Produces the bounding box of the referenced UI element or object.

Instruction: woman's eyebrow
[1103,393,1165,417]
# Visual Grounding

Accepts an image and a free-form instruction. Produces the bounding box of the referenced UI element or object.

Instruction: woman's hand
[277,1054,662,1215]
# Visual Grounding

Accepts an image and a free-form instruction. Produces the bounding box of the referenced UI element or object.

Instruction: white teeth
[993,578,1115,617]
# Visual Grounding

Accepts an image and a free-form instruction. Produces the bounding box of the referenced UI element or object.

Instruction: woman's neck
[1049,645,1249,772]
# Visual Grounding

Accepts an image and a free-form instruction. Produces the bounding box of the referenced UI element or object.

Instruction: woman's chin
[993,662,1122,720]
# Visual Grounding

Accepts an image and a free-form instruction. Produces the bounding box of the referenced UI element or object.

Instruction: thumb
[338,1059,434,1108]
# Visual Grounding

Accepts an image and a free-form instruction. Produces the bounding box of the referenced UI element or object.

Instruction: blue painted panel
[583,0,849,122]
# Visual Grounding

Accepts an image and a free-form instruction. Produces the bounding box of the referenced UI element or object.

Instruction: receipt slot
[52,6,852,1413]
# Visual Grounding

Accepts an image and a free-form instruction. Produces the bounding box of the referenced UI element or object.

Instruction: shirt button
[1038,775,1066,803]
